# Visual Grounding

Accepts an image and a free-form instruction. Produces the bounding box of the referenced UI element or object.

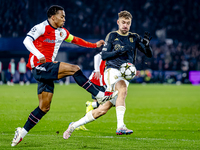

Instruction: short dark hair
[47,5,64,18]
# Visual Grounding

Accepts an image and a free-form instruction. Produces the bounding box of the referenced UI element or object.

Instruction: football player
[11,5,118,147]
[63,10,153,139]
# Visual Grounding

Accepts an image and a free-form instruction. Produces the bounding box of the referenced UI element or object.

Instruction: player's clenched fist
[96,40,105,48]
[39,57,46,63]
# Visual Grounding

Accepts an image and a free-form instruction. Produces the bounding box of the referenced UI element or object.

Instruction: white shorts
[104,68,129,106]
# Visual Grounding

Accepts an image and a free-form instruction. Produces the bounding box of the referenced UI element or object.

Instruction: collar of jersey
[47,20,57,30]
[116,30,129,36]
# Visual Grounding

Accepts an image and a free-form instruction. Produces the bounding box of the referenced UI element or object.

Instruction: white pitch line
[3,133,200,142]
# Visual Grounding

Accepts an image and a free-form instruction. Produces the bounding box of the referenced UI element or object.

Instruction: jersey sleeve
[94,53,102,72]
[27,23,45,40]
[102,32,114,52]
[63,28,74,42]
[71,36,97,48]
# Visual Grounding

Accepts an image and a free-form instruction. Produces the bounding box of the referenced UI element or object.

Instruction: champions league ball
[120,63,137,80]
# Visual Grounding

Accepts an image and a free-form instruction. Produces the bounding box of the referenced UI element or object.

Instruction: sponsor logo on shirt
[114,44,121,50]
[43,38,62,43]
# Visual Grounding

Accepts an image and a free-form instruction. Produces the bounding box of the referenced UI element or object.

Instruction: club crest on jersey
[129,37,133,43]
[60,32,63,37]
[114,44,121,51]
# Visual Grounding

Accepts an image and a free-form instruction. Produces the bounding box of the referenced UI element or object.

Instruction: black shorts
[32,62,60,94]
[92,84,106,100]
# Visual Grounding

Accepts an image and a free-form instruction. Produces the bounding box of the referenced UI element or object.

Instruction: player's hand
[39,57,46,63]
[117,45,133,55]
[142,31,152,46]
[94,72,101,80]
[96,40,105,48]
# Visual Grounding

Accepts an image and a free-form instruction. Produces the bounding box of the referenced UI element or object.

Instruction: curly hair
[47,5,64,18]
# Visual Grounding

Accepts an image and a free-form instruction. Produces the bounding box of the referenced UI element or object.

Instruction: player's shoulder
[61,27,70,34]
[30,20,48,32]
[34,20,48,28]
[105,31,118,41]
[128,32,140,38]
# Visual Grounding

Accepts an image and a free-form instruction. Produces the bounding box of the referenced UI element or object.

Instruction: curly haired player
[11,5,118,147]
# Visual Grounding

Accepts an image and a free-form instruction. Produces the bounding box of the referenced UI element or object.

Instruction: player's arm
[137,32,153,58]
[93,53,101,79]
[23,36,45,60]
[65,33,104,48]
[101,33,132,60]
[23,24,46,63]
[94,53,101,72]
[138,42,153,58]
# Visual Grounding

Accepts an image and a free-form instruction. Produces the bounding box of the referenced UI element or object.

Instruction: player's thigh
[104,68,129,91]
[58,62,80,79]
[115,80,128,91]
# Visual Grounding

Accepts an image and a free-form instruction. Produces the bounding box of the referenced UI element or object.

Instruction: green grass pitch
[0,83,200,149]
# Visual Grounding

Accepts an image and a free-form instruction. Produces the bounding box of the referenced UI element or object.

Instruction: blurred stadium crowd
[0,0,200,84]
[1,0,199,42]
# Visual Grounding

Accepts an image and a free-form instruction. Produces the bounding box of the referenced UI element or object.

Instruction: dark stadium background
[0,0,199,84]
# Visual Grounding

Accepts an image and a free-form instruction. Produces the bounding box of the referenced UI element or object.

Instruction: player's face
[117,17,131,34]
[53,10,65,28]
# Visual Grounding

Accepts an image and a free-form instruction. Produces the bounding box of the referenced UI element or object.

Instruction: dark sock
[96,102,100,107]
[23,106,46,132]
[73,70,99,96]
[94,102,100,110]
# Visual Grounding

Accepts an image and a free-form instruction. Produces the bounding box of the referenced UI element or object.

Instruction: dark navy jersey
[101,31,152,69]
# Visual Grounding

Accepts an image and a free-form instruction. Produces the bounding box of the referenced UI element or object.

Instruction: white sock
[92,102,97,108]
[72,111,95,129]
[116,106,126,129]
[95,91,104,99]
[21,128,28,138]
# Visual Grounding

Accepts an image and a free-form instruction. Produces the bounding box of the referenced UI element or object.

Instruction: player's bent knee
[40,106,50,113]
[73,65,80,72]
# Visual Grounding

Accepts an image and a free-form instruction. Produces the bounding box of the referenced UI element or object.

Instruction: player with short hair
[11,5,118,147]
[63,10,153,139]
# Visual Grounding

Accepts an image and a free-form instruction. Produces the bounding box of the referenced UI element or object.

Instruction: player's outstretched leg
[116,125,133,135]
[75,101,96,131]
[72,70,118,104]
[63,122,75,139]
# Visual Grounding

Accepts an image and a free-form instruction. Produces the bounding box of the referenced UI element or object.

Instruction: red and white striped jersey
[89,54,106,86]
[26,20,70,69]
[26,20,97,70]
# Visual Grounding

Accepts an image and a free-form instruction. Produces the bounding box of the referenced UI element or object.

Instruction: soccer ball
[120,63,137,80]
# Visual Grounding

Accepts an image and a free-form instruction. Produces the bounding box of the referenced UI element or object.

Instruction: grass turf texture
[0,84,200,149]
